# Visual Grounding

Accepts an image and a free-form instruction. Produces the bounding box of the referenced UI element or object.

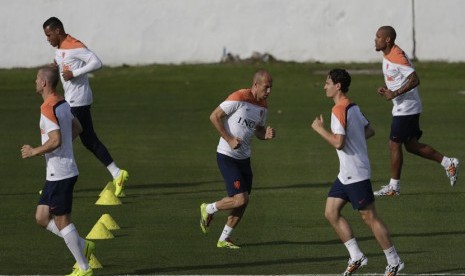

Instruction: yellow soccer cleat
[217,238,240,249]
[200,203,213,234]
[113,169,128,197]
[66,267,93,276]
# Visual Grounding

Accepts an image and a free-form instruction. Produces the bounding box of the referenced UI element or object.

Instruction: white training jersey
[331,98,370,184]
[40,94,78,181]
[382,45,422,116]
[54,35,102,107]
[217,89,267,159]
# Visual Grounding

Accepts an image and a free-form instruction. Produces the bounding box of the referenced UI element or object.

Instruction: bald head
[253,69,272,84]
[38,66,59,89]
[378,26,396,44]
[251,69,272,101]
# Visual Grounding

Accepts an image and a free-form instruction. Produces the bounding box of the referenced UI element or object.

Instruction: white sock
[46,219,63,237]
[383,245,400,266]
[344,238,364,260]
[441,156,451,168]
[61,224,89,271]
[107,162,120,179]
[46,219,86,250]
[389,179,400,190]
[206,202,218,214]
[219,225,234,241]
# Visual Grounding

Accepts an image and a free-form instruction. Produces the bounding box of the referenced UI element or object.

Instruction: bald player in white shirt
[42,17,128,197]
[21,66,93,276]
[199,69,275,249]
[374,26,459,196]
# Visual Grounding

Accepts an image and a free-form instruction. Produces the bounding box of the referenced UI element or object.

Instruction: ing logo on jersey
[237,117,256,129]
[61,52,66,58]
[234,180,241,190]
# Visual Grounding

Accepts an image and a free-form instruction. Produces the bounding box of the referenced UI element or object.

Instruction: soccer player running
[42,17,128,197]
[200,69,275,249]
[311,69,403,275]
[373,26,459,196]
[21,66,94,276]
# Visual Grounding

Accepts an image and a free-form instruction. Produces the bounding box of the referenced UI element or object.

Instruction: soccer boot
[217,238,240,249]
[384,260,404,276]
[66,267,93,276]
[445,158,459,186]
[374,185,400,196]
[342,255,368,276]
[114,169,128,197]
[200,203,213,234]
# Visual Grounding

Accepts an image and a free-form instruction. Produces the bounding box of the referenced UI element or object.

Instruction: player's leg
[359,203,404,275]
[71,106,114,165]
[218,156,253,248]
[327,179,367,275]
[403,114,459,186]
[375,116,407,196]
[36,181,62,235]
[72,106,128,195]
[50,176,91,275]
[56,215,91,275]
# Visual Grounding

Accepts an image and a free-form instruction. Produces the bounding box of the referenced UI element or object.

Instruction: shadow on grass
[242,229,465,247]
[132,251,426,274]
[70,181,332,198]
[132,254,350,274]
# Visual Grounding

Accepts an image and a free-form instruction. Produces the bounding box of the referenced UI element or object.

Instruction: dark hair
[379,25,397,43]
[328,69,351,93]
[43,17,64,30]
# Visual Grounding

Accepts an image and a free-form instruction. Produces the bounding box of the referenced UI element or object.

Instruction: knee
[35,214,49,228]
[233,194,249,208]
[405,142,418,154]
[80,134,97,150]
[324,208,339,223]
[360,211,376,226]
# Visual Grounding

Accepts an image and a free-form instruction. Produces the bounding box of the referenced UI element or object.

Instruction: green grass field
[1,62,464,275]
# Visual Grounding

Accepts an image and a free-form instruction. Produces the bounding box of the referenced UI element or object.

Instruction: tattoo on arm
[396,72,420,96]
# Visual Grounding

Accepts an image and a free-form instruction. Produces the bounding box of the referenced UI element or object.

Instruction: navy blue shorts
[328,178,374,210]
[390,114,423,143]
[38,175,77,216]
[217,153,253,196]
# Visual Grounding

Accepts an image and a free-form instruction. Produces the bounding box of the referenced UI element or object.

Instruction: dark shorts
[38,175,77,216]
[217,153,253,197]
[390,114,423,143]
[328,178,374,210]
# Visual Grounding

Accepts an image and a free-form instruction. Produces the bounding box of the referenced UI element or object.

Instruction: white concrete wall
[1,0,464,68]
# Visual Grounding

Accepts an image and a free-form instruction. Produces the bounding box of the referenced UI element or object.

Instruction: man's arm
[21,130,61,158]
[311,114,345,150]
[378,71,420,101]
[62,50,103,81]
[209,106,241,149]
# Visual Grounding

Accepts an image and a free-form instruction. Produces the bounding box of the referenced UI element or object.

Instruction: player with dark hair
[42,17,128,196]
[311,69,404,275]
